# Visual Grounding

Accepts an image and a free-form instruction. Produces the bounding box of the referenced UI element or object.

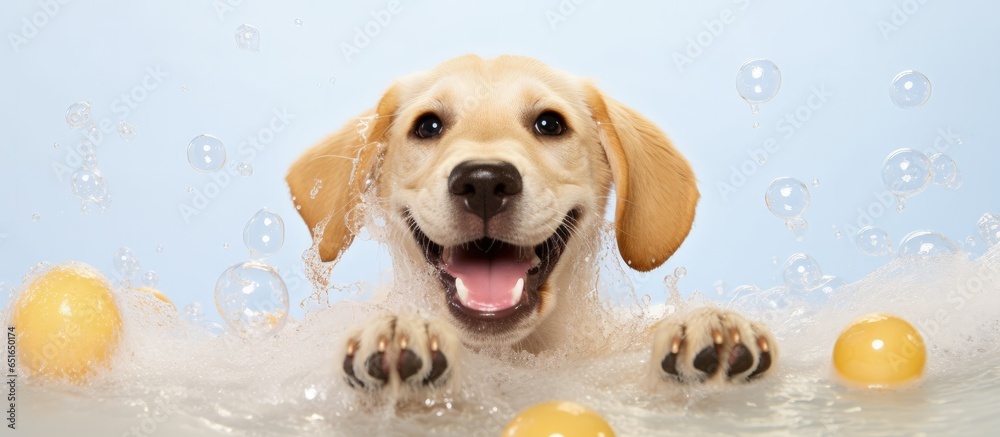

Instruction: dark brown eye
[414,113,443,138]
[534,112,565,136]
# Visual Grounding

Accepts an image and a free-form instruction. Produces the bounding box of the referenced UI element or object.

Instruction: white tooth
[442,247,452,264]
[455,277,469,305]
[511,278,524,304]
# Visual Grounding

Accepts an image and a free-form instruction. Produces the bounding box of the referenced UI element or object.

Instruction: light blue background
[2,0,997,319]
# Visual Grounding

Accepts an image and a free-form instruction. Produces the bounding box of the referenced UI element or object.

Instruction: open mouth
[406,209,579,331]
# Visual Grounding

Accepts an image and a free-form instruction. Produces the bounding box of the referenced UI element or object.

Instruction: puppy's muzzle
[447,161,522,223]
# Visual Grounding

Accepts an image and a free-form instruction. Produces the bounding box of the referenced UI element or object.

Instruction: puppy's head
[288,55,698,347]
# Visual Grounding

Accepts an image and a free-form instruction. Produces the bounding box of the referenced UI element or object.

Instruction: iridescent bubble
[889,70,931,108]
[897,230,960,257]
[881,148,931,210]
[244,208,285,257]
[187,134,226,172]
[141,270,159,288]
[978,213,1000,247]
[929,153,963,189]
[782,253,823,289]
[65,101,91,129]
[117,120,136,141]
[765,177,810,219]
[855,226,893,256]
[71,168,108,201]
[673,266,687,279]
[235,24,260,53]
[214,260,290,337]
[736,59,781,113]
[237,162,253,177]
[114,247,141,283]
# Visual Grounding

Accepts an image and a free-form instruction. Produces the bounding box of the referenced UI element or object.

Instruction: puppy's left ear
[585,83,699,272]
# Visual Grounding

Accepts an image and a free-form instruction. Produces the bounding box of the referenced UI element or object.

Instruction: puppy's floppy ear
[286,86,399,262]
[585,83,699,272]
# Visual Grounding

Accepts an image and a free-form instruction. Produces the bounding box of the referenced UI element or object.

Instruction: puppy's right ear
[286,86,399,262]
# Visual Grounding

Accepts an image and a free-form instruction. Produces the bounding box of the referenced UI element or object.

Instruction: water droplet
[881,148,931,203]
[31,213,40,223]
[53,142,60,149]
[223,243,230,249]
[752,121,760,129]
[141,270,159,288]
[71,168,108,202]
[712,280,728,295]
[114,247,141,282]
[235,24,260,52]
[673,266,687,278]
[214,260,290,338]
[187,134,226,172]
[758,155,766,165]
[855,226,892,256]
[834,231,842,239]
[329,76,337,85]
[156,244,164,253]
[765,177,810,220]
[736,59,781,111]
[929,153,963,189]
[181,86,188,94]
[309,178,323,199]
[117,120,136,141]
[237,162,254,177]
[811,178,820,187]
[187,186,194,194]
[977,213,1000,247]
[897,230,959,257]
[782,253,823,289]
[896,203,906,213]
[65,101,91,129]
[889,70,931,108]
[81,152,98,170]
[244,208,285,258]
[294,18,302,27]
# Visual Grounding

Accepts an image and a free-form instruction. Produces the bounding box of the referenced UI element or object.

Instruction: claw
[430,335,439,352]
[670,337,681,355]
[398,334,409,350]
[377,335,387,353]
[346,339,358,356]
[729,327,741,344]
[757,336,770,353]
[712,330,724,346]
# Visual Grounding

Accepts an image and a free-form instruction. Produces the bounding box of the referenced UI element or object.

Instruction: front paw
[341,313,460,393]
[651,307,777,383]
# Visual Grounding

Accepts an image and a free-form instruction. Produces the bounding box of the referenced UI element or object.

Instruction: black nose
[448,161,523,222]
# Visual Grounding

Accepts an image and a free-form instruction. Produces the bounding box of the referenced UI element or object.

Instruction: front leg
[341,313,460,396]
[651,307,778,383]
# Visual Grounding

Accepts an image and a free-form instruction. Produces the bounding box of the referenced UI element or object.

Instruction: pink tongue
[445,244,532,312]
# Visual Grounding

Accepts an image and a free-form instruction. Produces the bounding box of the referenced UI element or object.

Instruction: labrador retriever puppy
[287,54,776,393]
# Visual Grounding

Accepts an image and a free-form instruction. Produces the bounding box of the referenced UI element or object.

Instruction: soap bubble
[978,213,1000,247]
[65,101,91,129]
[855,226,893,256]
[673,267,687,279]
[294,18,302,27]
[881,148,931,210]
[309,179,323,199]
[898,230,959,257]
[811,178,820,187]
[889,70,931,108]
[114,247,141,284]
[141,270,159,288]
[765,177,810,219]
[214,260,289,337]
[736,59,781,113]
[117,120,136,141]
[244,208,285,258]
[810,275,846,296]
[782,253,823,289]
[929,153,963,189]
[31,213,40,223]
[235,24,260,52]
[237,162,253,177]
[187,134,226,172]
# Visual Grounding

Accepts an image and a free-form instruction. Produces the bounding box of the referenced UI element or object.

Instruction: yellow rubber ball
[502,401,615,437]
[833,313,926,387]
[10,262,123,383]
